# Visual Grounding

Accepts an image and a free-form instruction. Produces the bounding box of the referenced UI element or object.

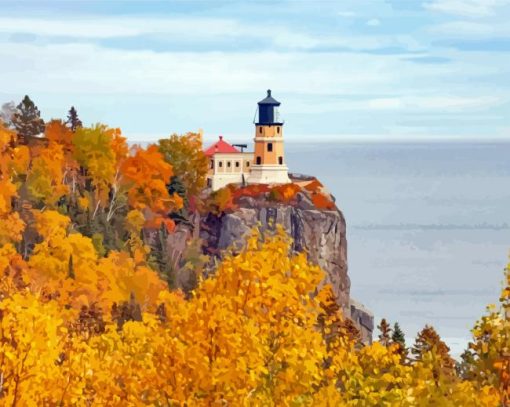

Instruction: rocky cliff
[197,175,374,342]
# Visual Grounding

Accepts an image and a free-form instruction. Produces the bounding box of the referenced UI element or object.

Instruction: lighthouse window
[256,156,261,165]
[278,156,283,165]
[277,127,280,134]
[259,127,262,134]
[267,143,273,152]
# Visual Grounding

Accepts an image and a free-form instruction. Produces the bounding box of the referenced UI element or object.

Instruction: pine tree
[12,95,45,144]
[167,176,187,202]
[392,322,407,359]
[66,106,83,132]
[377,318,392,346]
[167,175,189,224]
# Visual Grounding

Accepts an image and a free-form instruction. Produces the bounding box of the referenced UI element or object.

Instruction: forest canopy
[0,97,509,405]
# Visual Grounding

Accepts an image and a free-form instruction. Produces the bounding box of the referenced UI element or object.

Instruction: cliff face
[199,187,374,342]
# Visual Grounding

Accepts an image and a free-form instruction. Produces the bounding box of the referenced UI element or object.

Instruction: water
[285,141,510,356]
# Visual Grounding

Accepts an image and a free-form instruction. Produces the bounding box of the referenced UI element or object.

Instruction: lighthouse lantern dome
[254,89,283,125]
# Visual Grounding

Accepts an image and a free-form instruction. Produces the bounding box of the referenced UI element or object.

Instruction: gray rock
[350,298,374,344]
[198,200,373,342]
[164,189,373,342]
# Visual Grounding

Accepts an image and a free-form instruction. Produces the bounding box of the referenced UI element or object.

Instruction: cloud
[404,56,451,64]
[0,17,241,39]
[424,0,510,17]
[0,42,399,96]
[287,96,504,114]
[0,16,413,54]
[366,18,381,26]
[430,21,499,38]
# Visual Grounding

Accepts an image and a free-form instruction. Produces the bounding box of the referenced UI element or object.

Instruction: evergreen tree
[167,176,189,224]
[392,322,405,346]
[66,106,83,132]
[12,95,45,144]
[392,322,407,359]
[377,318,392,346]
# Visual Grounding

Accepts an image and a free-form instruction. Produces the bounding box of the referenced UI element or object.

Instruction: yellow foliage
[0,225,503,405]
[0,178,17,214]
[26,142,69,205]
[0,119,506,407]
[33,209,70,239]
[0,179,25,244]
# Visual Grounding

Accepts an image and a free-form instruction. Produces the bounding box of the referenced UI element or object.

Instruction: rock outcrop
[198,178,374,342]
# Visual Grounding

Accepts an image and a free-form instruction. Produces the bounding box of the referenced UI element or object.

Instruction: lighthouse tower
[247,90,291,185]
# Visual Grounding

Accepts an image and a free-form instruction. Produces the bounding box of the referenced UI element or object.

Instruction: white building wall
[207,152,253,191]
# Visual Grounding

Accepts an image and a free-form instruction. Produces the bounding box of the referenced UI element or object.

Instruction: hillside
[0,105,509,404]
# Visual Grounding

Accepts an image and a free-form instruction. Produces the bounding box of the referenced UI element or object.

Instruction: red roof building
[204,136,240,156]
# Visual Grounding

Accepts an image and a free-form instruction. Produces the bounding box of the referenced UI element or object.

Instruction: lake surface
[285,141,510,356]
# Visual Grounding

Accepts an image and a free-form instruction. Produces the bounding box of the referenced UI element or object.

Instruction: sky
[0,0,509,142]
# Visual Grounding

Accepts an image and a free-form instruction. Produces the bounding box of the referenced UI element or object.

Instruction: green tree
[12,95,45,144]
[158,132,209,201]
[66,106,83,132]
[392,322,407,359]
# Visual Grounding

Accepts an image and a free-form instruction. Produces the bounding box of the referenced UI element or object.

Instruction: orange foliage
[121,145,182,229]
[311,191,336,210]
[303,178,324,193]
[45,119,73,150]
[209,185,236,214]
[231,183,270,201]
[270,183,302,203]
[0,179,25,244]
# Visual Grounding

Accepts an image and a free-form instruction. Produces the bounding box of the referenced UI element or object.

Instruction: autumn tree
[66,106,83,132]
[45,119,74,150]
[121,144,182,230]
[411,324,457,389]
[0,178,25,245]
[12,95,45,144]
[459,263,510,405]
[378,318,392,346]
[73,124,127,210]
[0,111,507,405]
[25,142,68,206]
[158,132,209,200]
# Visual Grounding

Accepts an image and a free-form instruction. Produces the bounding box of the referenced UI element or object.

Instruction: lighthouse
[246,90,291,185]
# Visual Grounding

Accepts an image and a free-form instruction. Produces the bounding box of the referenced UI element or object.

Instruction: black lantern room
[254,89,283,125]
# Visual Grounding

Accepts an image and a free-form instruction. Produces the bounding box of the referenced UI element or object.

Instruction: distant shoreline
[131,137,510,146]
[352,223,510,231]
